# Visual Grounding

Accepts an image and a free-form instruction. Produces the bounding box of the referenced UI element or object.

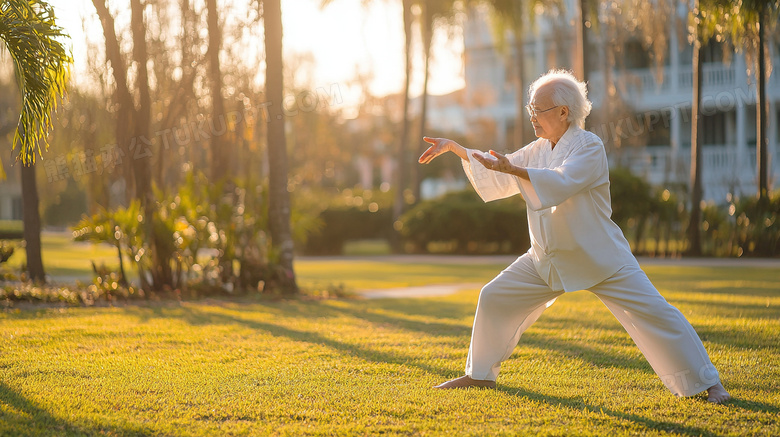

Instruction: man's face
[528,86,567,141]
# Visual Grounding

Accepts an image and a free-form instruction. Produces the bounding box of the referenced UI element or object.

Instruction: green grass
[295,258,506,291]
[1,261,778,436]
[4,232,118,278]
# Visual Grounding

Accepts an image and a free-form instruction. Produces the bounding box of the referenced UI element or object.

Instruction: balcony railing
[588,61,780,107]
[613,144,771,202]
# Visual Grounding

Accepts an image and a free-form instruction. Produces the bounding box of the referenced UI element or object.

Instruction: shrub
[73,170,318,295]
[609,167,653,232]
[719,194,780,257]
[397,190,529,254]
[301,188,393,255]
[0,241,14,264]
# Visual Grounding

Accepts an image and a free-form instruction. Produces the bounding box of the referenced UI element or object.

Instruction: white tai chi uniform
[460,125,719,397]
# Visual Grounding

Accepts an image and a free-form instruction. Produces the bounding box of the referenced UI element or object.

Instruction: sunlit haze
[48,0,465,104]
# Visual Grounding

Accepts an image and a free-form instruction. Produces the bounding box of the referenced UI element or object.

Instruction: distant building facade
[461,2,780,203]
[0,159,22,221]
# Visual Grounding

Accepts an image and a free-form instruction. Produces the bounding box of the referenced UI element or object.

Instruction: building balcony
[589,62,780,112]
[614,144,775,203]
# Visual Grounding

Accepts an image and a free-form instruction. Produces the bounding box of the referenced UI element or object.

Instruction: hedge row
[301,169,780,257]
[397,191,528,254]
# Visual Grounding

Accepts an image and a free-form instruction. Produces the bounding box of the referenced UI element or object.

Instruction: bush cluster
[72,170,311,296]
[398,190,529,254]
[701,194,780,257]
[301,188,393,255]
[312,169,779,258]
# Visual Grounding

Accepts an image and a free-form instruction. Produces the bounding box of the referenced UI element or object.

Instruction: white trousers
[465,253,719,397]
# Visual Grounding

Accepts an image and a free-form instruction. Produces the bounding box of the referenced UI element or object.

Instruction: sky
[47,0,465,102]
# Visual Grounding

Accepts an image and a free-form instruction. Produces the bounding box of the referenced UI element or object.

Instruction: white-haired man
[419,69,730,403]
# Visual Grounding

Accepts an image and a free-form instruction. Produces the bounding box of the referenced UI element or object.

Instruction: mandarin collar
[548,124,578,162]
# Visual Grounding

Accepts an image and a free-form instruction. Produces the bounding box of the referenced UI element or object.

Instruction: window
[12,197,22,221]
[645,110,672,146]
[701,37,725,63]
[624,39,651,69]
[702,111,727,145]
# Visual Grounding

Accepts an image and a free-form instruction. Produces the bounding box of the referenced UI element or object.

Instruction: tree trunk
[413,5,433,205]
[264,0,298,294]
[575,0,587,83]
[686,32,703,256]
[513,31,525,149]
[132,0,170,289]
[21,164,44,282]
[207,0,228,182]
[92,0,136,204]
[393,0,414,223]
[756,4,768,203]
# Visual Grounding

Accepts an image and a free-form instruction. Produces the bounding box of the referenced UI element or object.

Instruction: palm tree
[92,0,136,204]
[207,0,229,182]
[685,0,779,252]
[264,0,298,293]
[393,0,415,224]
[686,0,706,255]
[723,0,780,203]
[411,0,459,203]
[0,0,71,282]
[485,0,562,149]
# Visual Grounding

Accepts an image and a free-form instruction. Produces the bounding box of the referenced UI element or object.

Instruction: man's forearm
[449,143,470,161]
[457,145,531,181]
[508,165,530,181]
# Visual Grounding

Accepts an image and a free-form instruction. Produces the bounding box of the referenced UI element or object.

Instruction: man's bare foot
[433,375,496,389]
[707,382,731,404]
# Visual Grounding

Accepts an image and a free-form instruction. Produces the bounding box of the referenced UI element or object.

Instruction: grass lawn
[1,260,778,436]
[4,232,118,279]
[3,233,507,291]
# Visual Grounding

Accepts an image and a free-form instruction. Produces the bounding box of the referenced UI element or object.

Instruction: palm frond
[0,0,72,170]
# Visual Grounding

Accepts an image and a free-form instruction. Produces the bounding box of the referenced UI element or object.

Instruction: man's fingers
[472,153,492,167]
[423,136,437,145]
[419,146,437,164]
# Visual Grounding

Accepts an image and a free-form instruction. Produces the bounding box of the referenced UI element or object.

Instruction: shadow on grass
[670,297,779,320]
[327,298,474,338]
[499,382,780,434]
[519,332,655,373]
[497,384,715,436]
[649,273,780,299]
[0,382,150,436]
[121,296,660,378]
[333,298,657,374]
[168,303,460,378]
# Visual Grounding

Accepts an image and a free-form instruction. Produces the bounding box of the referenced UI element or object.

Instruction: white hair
[528,69,592,128]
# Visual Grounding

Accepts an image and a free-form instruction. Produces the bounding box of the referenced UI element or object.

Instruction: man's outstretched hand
[419,137,455,164]
[473,150,512,173]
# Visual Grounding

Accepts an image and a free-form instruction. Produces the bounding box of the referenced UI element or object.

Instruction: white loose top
[462,125,636,292]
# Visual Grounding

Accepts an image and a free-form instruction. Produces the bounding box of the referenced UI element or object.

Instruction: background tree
[0,0,71,282]
[486,0,560,149]
[686,0,706,255]
[393,0,415,224]
[680,0,780,254]
[263,0,298,293]
[411,0,460,203]
[709,0,780,203]
[207,0,229,182]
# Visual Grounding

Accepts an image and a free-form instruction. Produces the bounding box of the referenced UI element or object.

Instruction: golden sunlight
[48,0,464,99]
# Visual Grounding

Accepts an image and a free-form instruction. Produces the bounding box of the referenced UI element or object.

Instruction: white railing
[590,63,743,104]
[613,144,771,202]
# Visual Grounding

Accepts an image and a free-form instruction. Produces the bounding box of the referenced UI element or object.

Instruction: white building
[0,160,22,221]
[461,3,780,203]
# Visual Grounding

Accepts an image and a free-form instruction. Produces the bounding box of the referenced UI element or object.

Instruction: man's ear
[559,106,569,120]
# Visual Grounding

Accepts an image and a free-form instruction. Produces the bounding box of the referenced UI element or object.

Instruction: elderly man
[418,69,730,403]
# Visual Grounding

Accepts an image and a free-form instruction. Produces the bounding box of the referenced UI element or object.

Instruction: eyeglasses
[526,105,559,117]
